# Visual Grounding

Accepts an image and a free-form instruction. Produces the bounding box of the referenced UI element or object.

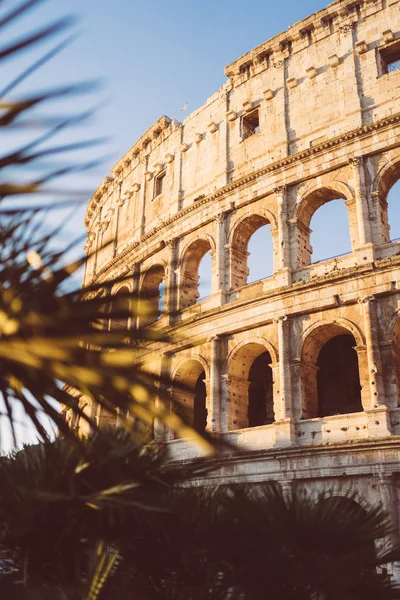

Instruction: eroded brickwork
[74,0,400,579]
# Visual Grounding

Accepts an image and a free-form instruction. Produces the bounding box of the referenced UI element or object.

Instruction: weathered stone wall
[78,0,400,579]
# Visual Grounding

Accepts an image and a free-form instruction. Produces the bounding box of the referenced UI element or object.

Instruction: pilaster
[359,296,386,409]
[165,238,178,325]
[207,335,222,433]
[349,157,375,261]
[274,186,292,284]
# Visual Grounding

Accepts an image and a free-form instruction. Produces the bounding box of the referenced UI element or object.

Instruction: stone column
[354,345,370,410]
[227,244,249,291]
[359,296,392,435]
[349,157,371,246]
[300,361,319,419]
[380,340,398,409]
[213,213,228,303]
[349,157,375,263]
[165,238,177,325]
[359,296,385,406]
[275,316,292,419]
[290,359,303,421]
[207,336,221,433]
[154,353,172,442]
[131,263,140,330]
[274,186,292,286]
[274,315,295,446]
[270,362,281,418]
[371,190,390,245]
[226,375,250,430]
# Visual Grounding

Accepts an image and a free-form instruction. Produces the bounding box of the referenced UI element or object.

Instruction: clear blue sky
[1,0,399,450]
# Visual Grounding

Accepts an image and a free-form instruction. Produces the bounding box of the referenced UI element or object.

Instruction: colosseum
[76,0,400,574]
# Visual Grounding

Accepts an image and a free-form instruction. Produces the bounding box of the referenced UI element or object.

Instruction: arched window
[228,343,274,430]
[179,239,212,309]
[171,360,208,435]
[193,371,207,432]
[310,200,352,263]
[388,179,400,242]
[230,215,273,289]
[317,334,362,417]
[248,352,274,426]
[110,286,130,331]
[140,265,165,327]
[301,324,363,419]
[197,250,212,301]
[296,188,352,267]
[247,225,274,283]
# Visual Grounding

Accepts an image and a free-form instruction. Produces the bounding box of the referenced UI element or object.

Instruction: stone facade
[79,0,400,577]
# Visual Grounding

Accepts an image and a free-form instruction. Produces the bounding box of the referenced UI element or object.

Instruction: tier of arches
[169,316,400,434]
[106,160,400,328]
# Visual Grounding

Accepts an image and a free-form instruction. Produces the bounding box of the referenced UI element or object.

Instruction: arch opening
[180,239,212,309]
[317,334,362,417]
[230,215,272,290]
[247,224,274,283]
[228,343,274,430]
[140,265,165,327]
[296,188,351,268]
[375,160,400,244]
[110,285,130,331]
[193,371,207,432]
[387,180,400,242]
[172,360,208,435]
[248,352,274,426]
[310,200,352,264]
[197,250,212,302]
[301,324,363,419]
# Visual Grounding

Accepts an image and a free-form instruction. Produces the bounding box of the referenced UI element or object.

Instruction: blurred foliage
[0,428,216,598]
[0,430,399,599]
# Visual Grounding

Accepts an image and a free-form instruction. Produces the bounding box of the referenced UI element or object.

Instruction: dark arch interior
[317,334,362,417]
[316,496,376,565]
[248,352,274,426]
[193,370,207,432]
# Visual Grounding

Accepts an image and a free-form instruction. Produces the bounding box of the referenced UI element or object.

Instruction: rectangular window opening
[322,16,334,34]
[301,28,313,46]
[258,52,271,69]
[242,108,260,140]
[379,41,400,75]
[154,171,165,198]
[239,63,252,79]
[348,3,362,18]
[280,40,292,55]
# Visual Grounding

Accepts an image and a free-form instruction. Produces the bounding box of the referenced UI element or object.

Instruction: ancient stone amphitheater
[79,0,400,572]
